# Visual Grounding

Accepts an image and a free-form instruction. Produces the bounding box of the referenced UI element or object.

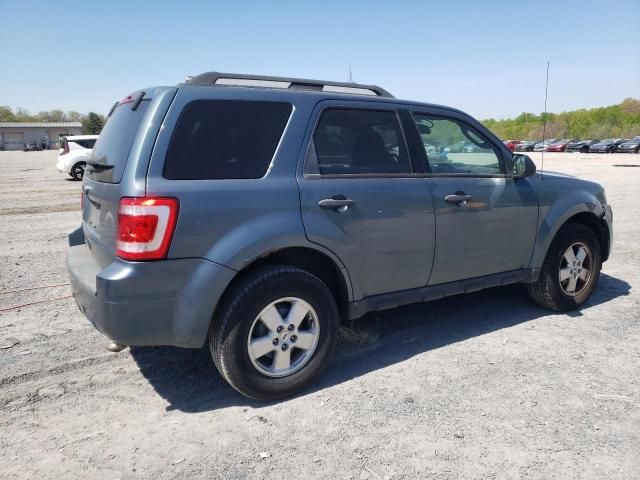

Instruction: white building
[0,122,83,150]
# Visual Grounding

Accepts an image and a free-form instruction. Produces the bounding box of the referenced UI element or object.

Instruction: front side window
[413,114,504,175]
[312,108,410,175]
[164,100,292,180]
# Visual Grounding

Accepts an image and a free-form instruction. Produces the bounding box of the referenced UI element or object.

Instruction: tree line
[0,106,105,135]
[2,97,639,141]
[482,98,640,141]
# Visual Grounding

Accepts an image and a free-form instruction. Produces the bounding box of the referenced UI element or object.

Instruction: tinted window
[87,101,150,183]
[164,100,292,180]
[75,139,96,149]
[413,114,504,175]
[312,108,410,175]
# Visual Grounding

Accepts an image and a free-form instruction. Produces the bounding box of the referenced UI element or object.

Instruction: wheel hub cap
[247,297,320,378]
[558,242,593,297]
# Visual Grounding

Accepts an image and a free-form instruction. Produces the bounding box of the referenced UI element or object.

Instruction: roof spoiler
[183,71,394,98]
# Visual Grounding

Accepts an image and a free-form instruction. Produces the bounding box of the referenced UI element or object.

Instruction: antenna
[541,60,550,179]
[348,65,353,83]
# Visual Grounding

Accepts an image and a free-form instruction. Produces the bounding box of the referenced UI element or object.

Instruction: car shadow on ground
[129,273,630,413]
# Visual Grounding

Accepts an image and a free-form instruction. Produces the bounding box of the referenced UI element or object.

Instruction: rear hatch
[81,92,157,268]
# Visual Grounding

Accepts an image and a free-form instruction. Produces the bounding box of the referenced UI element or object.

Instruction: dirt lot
[1,150,638,479]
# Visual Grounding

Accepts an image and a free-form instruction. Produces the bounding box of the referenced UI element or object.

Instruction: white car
[56,135,99,180]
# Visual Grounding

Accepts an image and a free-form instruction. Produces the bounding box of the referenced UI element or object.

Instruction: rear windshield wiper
[86,160,114,170]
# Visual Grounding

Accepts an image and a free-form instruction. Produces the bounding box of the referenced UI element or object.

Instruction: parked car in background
[533,139,558,151]
[616,136,640,153]
[56,135,99,180]
[566,139,600,153]
[447,140,467,152]
[589,138,627,153]
[515,141,536,152]
[546,139,576,152]
[67,71,612,400]
[23,142,42,151]
[503,140,521,151]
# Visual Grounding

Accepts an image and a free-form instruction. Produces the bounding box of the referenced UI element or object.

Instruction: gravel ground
[0,150,638,480]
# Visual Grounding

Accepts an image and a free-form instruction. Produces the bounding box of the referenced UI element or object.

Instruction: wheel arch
[213,246,353,327]
[70,157,88,176]
[532,204,610,268]
[564,211,611,262]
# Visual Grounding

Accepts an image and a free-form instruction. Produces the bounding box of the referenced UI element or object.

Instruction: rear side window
[311,108,410,175]
[87,101,150,183]
[164,100,292,180]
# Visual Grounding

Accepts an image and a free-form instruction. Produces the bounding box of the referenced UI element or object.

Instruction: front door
[298,104,436,301]
[408,111,539,285]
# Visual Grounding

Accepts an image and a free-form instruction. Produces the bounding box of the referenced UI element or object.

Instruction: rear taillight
[116,197,179,261]
[62,139,70,155]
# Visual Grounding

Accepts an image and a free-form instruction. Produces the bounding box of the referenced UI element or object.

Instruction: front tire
[528,223,602,311]
[210,265,339,400]
[71,161,86,181]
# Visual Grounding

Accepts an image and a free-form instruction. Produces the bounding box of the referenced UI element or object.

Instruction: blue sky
[0,0,638,119]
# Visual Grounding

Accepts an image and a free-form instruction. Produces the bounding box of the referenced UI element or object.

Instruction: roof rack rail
[184,71,394,98]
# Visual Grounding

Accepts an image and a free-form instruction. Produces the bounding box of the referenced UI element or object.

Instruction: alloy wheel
[558,242,593,296]
[247,297,320,377]
[73,164,85,180]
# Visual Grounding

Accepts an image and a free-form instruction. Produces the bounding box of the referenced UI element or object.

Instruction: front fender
[530,188,605,268]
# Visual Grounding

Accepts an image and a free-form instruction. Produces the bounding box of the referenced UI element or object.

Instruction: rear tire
[71,161,86,181]
[210,265,339,400]
[528,223,602,311]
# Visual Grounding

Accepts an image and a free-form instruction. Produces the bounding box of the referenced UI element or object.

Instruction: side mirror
[512,154,536,178]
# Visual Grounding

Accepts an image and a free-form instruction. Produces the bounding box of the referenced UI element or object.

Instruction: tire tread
[209,265,338,400]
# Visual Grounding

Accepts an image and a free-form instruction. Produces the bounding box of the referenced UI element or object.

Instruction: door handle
[318,197,355,212]
[444,193,472,206]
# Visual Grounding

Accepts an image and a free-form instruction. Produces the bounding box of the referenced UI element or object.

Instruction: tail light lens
[116,197,179,261]
[61,139,70,155]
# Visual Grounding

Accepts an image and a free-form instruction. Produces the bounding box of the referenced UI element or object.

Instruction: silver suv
[67,72,613,400]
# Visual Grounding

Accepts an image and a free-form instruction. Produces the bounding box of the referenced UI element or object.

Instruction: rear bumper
[67,242,236,348]
[56,157,68,173]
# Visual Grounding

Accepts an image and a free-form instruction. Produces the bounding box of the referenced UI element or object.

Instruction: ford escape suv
[67,72,612,400]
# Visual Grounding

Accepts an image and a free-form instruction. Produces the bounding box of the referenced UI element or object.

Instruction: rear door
[82,89,176,268]
[407,109,538,285]
[298,101,436,301]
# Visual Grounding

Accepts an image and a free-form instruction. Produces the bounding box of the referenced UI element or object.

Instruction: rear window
[74,139,96,149]
[86,101,150,183]
[163,100,292,180]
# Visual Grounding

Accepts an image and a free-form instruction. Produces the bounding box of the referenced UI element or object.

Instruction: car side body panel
[297,99,437,301]
[145,86,356,304]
